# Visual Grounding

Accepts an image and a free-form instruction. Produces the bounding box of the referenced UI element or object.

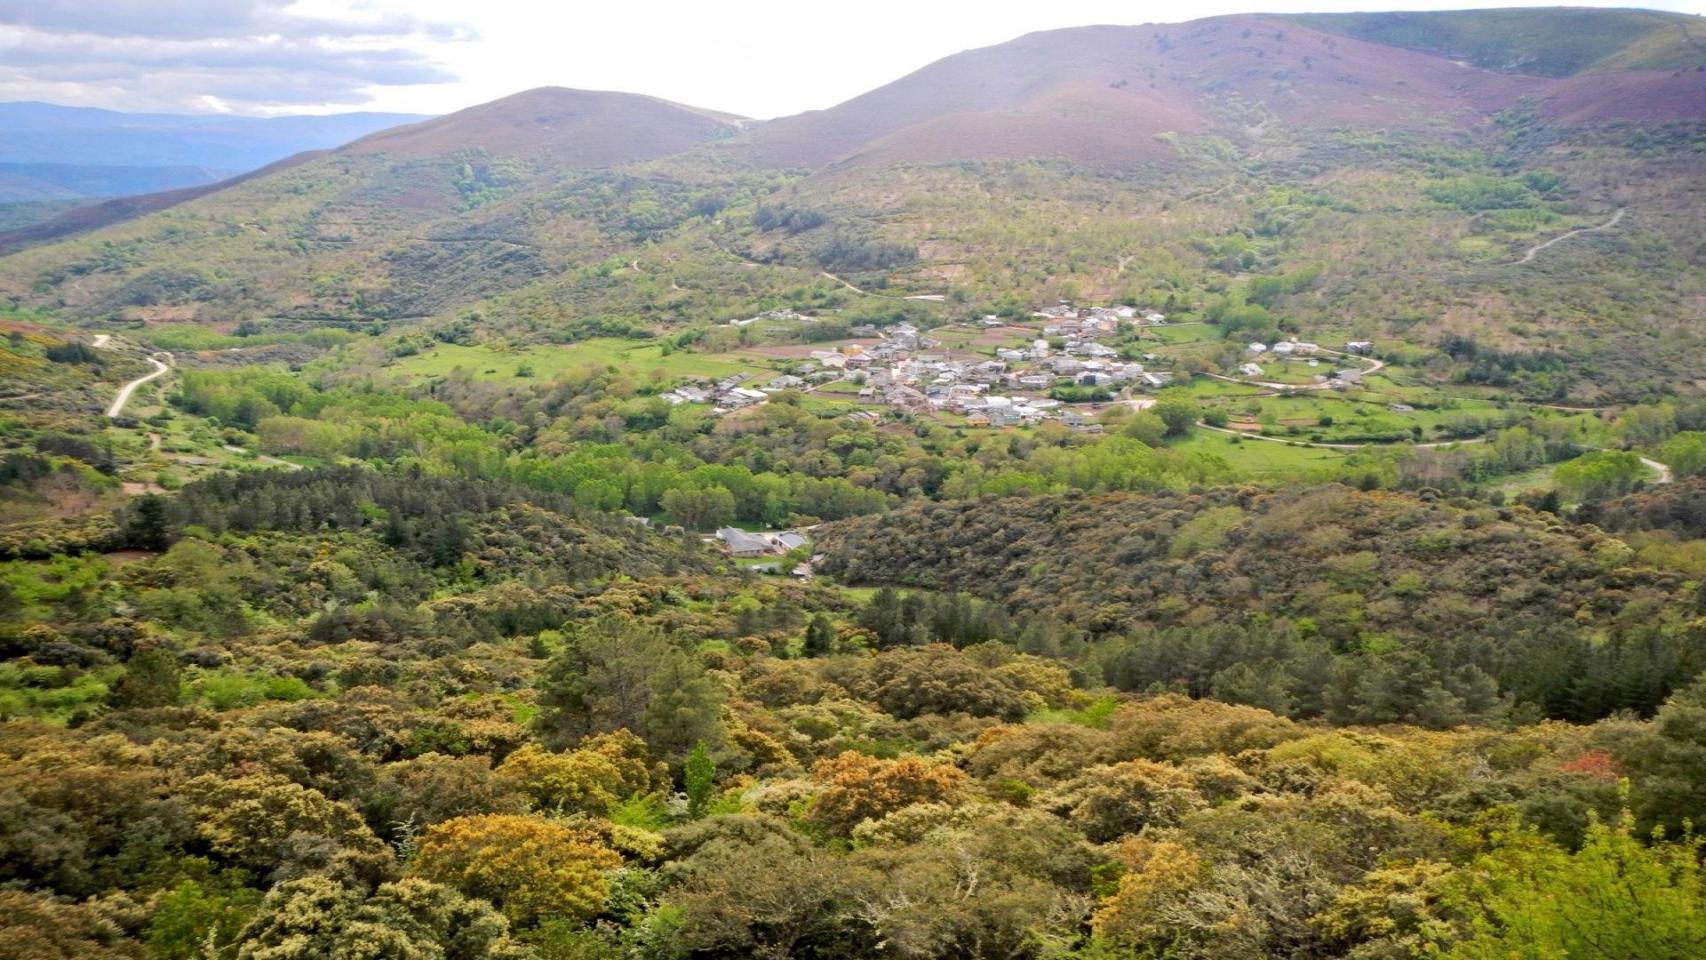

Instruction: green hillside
[1287,8,1705,75]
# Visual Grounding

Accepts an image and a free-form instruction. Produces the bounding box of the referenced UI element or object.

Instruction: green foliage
[1554,450,1648,501]
[1151,392,1201,437]
[535,615,723,759]
[3,47,1706,960]
[1424,175,1542,212]
[660,485,735,532]
[818,486,1701,723]
[108,640,182,710]
[802,612,836,657]
[451,152,527,210]
[146,879,260,960]
[1657,431,1706,479]
[236,876,533,958]
[683,741,715,818]
[1441,810,1706,959]
[191,671,319,711]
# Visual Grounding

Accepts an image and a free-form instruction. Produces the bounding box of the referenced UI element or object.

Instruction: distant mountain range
[0,102,430,221]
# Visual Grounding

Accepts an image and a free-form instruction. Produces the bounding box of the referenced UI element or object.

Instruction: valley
[1,7,1704,959]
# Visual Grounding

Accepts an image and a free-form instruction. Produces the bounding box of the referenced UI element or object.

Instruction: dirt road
[106,353,171,419]
[1516,207,1625,264]
[1194,422,1490,451]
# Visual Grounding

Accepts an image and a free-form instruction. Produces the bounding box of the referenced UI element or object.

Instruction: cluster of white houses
[1237,338,1377,388]
[665,303,1180,427]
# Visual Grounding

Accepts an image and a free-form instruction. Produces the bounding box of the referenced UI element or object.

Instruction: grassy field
[800,394,882,416]
[1175,377,1264,399]
[387,339,776,384]
[1171,426,1353,475]
[927,326,1001,352]
[1492,461,1566,496]
[1204,392,1512,443]
[1143,323,1219,345]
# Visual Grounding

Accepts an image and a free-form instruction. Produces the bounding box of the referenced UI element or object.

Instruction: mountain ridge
[1284,7,1706,76]
[0,6,1700,340]
[340,87,747,163]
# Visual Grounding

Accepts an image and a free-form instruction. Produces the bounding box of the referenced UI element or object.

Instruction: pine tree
[802,613,835,658]
[109,639,182,709]
[125,495,171,551]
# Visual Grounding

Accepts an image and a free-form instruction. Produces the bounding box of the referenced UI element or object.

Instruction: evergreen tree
[536,616,723,758]
[858,587,908,648]
[125,495,171,551]
[109,639,182,709]
[802,613,836,658]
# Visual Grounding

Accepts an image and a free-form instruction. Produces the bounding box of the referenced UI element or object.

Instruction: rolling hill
[0,7,1699,402]
[733,16,1542,168]
[732,11,1703,169]
[342,87,746,163]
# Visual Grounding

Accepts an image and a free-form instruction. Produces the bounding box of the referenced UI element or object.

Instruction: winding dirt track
[103,349,172,419]
[1516,207,1625,264]
[1194,422,1489,451]
[1639,456,1673,484]
[221,444,303,471]
[1194,426,1673,484]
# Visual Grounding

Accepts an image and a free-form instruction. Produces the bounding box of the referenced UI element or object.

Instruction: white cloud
[0,0,468,112]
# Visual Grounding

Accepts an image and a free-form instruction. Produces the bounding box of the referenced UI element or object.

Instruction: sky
[1,0,1702,119]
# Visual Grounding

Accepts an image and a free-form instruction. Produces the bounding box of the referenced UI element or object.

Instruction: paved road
[1516,207,1625,264]
[105,352,171,418]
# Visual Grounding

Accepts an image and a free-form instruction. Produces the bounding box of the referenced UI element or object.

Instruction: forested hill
[2,465,723,584]
[816,486,1704,722]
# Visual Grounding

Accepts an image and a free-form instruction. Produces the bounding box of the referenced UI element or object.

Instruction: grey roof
[716,527,772,554]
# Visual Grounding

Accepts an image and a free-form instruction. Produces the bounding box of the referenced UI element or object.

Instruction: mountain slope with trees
[816,487,1705,723]
[0,12,1699,401]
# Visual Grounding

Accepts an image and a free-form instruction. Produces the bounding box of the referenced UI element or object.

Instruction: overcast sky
[1,0,1702,118]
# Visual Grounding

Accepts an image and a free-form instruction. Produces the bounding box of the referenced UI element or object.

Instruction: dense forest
[1,457,1704,958]
[816,486,1705,723]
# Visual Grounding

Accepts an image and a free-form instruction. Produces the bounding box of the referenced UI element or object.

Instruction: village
[661,302,1184,429]
[659,300,1385,430]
